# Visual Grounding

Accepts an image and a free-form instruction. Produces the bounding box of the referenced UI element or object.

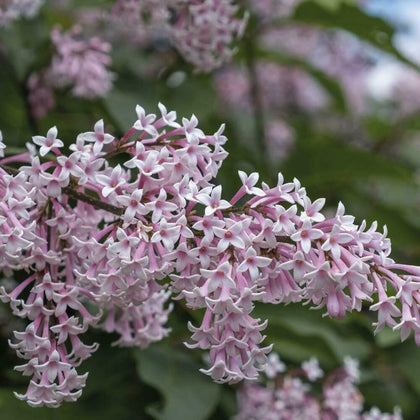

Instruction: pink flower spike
[32,126,64,156]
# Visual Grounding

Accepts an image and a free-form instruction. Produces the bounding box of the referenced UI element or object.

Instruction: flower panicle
[0,103,419,407]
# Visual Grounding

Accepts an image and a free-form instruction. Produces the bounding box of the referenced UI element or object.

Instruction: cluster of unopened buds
[0,103,419,408]
[236,353,402,419]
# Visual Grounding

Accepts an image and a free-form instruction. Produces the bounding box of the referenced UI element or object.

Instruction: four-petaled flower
[291,221,323,253]
[197,185,231,216]
[32,126,64,157]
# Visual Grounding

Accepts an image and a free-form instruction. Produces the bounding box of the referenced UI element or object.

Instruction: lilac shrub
[0,104,420,407]
[236,354,402,419]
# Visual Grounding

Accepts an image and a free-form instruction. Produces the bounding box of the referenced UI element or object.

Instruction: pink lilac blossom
[170,0,248,71]
[0,0,44,26]
[0,104,420,407]
[27,25,114,112]
[48,25,114,98]
[107,0,248,71]
[236,354,402,419]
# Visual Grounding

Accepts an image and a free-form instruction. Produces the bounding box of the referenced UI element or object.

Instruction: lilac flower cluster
[170,0,248,71]
[0,0,44,26]
[28,26,113,118]
[48,25,113,98]
[236,354,402,419]
[0,104,419,407]
[109,0,248,71]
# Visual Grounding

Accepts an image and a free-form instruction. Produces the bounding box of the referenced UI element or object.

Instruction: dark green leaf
[281,131,413,188]
[254,304,371,365]
[135,344,220,420]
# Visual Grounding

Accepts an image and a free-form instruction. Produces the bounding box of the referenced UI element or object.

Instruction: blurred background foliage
[0,0,419,418]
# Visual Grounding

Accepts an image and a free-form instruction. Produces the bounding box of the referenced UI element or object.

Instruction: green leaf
[312,0,359,11]
[104,71,217,132]
[281,130,413,189]
[254,304,371,365]
[392,341,420,396]
[292,1,420,71]
[256,48,347,112]
[375,328,402,348]
[135,344,220,420]
[104,84,157,130]
[341,180,420,258]
[0,63,32,146]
